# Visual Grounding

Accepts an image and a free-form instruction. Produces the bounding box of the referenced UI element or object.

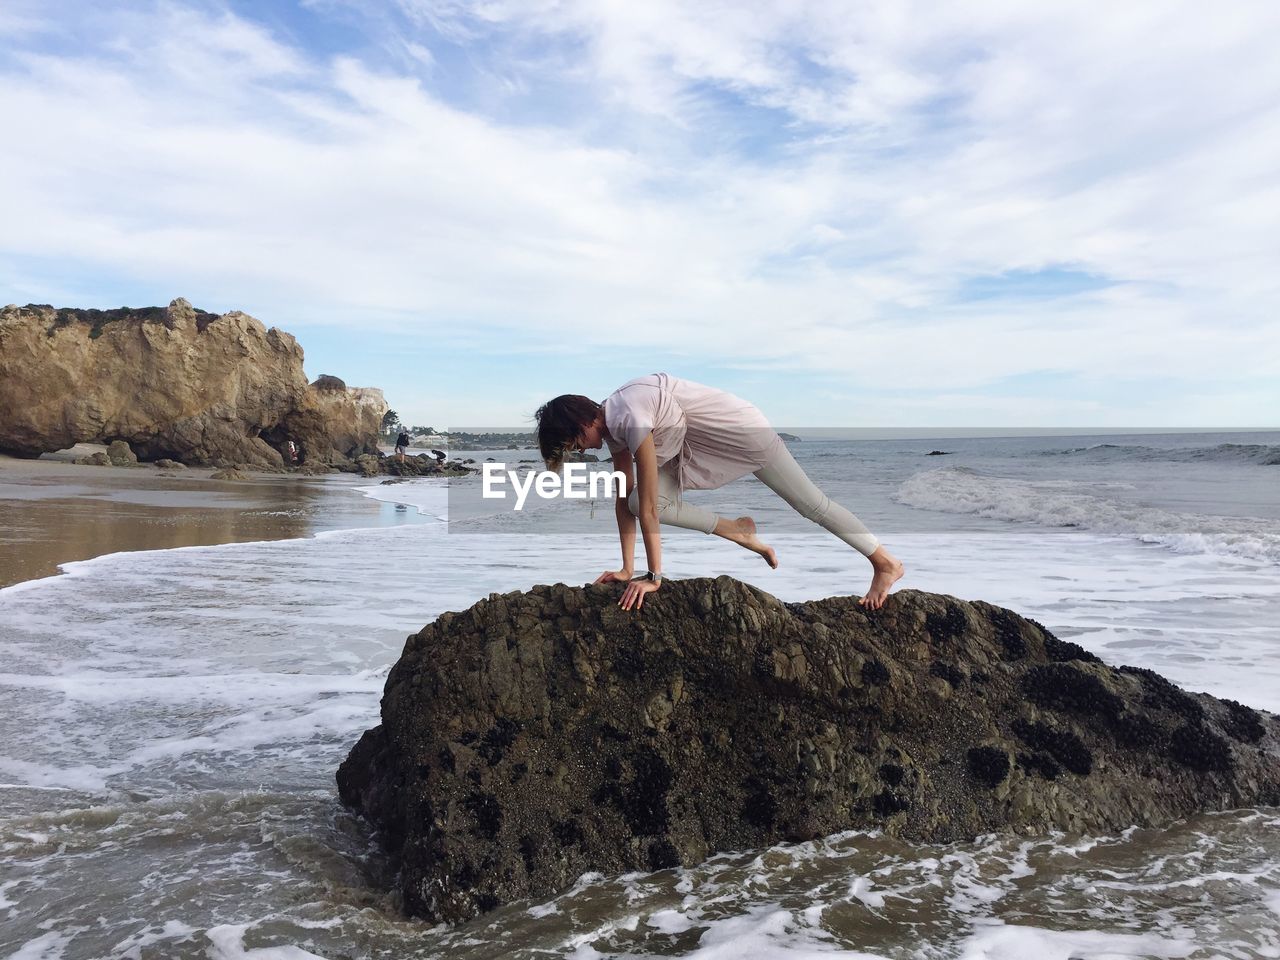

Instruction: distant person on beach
[395,430,411,463]
[535,373,904,612]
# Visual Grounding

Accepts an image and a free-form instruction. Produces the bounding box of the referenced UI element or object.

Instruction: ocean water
[2,430,1279,959]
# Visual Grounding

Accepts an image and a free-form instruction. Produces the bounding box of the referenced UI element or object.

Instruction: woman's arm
[596,447,636,580]
[632,434,662,575]
[617,435,662,609]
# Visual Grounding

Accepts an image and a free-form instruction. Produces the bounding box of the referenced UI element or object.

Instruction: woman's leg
[752,445,879,555]
[752,444,903,608]
[627,464,779,567]
[627,463,720,534]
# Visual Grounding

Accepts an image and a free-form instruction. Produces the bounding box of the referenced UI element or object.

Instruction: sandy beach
[0,445,417,589]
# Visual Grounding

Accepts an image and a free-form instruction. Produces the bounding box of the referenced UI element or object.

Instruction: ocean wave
[1035,442,1280,465]
[894,467,1280,563]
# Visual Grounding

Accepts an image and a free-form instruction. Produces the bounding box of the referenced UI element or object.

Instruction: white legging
[625,444,880,557]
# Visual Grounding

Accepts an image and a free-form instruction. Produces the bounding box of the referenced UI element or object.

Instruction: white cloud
[0,0,1278,422]
[0,0,50,38]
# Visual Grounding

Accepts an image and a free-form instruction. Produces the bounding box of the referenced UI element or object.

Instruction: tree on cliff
[381,409,401,436]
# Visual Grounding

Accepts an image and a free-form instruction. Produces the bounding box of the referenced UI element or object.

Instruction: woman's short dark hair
[534,394,600,470]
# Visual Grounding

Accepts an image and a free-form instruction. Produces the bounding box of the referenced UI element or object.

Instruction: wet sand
[0,449,425,589]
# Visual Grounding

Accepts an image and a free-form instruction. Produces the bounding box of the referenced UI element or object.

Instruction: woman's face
[572,412,605,453]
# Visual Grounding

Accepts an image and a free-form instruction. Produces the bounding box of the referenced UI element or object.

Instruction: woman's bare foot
[716,515,778,569]
[859,547,904,610]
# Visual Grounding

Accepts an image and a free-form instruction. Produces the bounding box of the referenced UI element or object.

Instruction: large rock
[105,439,138,466]
[0,300,386,467]
[266,376,388,467]
[337,578,1280,923]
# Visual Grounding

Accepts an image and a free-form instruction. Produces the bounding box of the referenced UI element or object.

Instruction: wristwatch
[636,570,663,584]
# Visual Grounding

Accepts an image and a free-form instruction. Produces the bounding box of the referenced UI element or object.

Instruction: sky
[1,0,1278,429]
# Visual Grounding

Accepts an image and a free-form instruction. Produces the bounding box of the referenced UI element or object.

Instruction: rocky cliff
[0,299,386,467]
[338,578,1280,923]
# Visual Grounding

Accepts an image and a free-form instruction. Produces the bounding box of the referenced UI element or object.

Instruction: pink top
[600,373,784,494]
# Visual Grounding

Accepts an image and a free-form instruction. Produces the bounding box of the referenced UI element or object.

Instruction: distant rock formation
[74,440,138,467]
[378,454,474,478]
[338,578,1280,923]
[269,378,389,469]
[0,299,386,467]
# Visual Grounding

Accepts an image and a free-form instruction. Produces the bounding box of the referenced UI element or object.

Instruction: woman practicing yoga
[535,373,904,612]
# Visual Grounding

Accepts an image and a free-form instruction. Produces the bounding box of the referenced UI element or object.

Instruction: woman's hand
[593,569,633,584]
[619,577,660,610]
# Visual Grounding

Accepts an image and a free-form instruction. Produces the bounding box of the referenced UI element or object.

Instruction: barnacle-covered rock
[337,580,1280,923]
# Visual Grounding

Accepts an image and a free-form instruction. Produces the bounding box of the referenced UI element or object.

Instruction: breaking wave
[1035,442,1280,465]
[895,467,1280,563]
